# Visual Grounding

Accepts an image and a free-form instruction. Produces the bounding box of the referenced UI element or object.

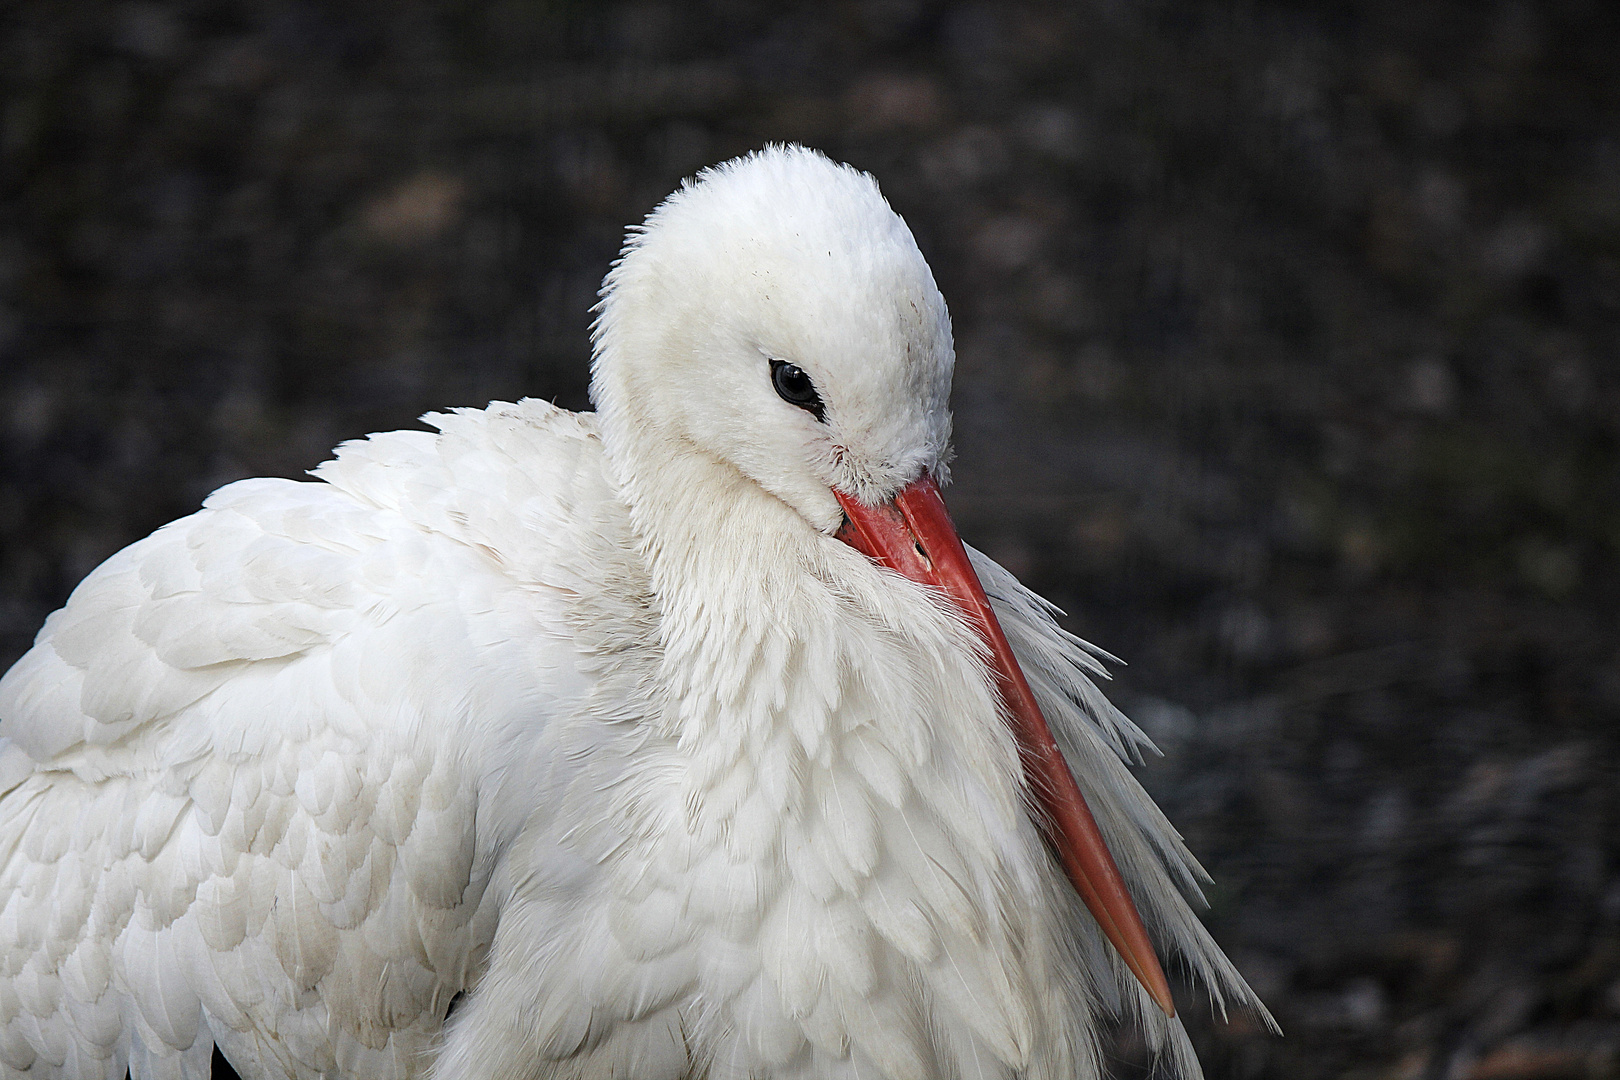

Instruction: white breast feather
[428,461,1270,1080]
[972,549,1280,1075]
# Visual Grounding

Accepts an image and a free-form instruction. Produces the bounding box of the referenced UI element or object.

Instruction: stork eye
[770,359,825,421]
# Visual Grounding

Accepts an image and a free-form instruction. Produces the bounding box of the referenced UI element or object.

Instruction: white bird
[0,145,1271,1080]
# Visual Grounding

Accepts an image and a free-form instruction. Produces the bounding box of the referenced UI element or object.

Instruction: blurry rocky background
[2,1,1617,1077]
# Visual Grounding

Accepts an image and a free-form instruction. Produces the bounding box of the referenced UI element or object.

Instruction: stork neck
[615,438,814,611]
[597,417,841,754]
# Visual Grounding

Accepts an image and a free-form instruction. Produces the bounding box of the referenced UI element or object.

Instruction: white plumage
[0,146,1271,1080]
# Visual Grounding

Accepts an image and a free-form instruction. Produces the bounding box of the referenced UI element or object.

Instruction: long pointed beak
[834,475,1175,1017]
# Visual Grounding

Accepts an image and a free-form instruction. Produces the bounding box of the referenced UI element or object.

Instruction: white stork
[0,145,1271,1080]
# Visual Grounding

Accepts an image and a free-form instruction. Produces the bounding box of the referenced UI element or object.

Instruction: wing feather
[0,399,612,1078]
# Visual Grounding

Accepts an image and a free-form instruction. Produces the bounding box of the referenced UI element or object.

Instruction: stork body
[0,148,1269,1080]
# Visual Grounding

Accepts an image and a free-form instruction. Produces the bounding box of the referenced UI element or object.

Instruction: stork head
[590,144,953,534]
[589,145,1174,1018]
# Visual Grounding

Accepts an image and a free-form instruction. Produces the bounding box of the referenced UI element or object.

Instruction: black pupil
[770,360,825,420]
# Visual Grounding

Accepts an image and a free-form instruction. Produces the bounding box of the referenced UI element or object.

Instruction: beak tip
[1143,965,1176,1018]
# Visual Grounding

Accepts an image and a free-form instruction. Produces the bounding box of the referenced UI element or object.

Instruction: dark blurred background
[2,2,1617,1077]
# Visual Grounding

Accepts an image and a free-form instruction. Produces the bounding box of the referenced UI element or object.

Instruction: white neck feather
[585,366,1091,1077]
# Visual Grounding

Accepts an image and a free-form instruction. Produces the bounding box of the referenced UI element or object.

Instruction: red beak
[835,475,1175,1017]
